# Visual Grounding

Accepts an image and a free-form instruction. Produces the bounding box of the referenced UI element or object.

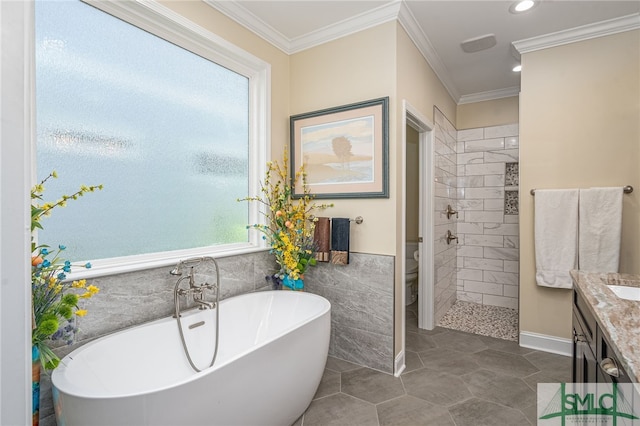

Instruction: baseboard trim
[394,351,405,377]
[520,331,572,357]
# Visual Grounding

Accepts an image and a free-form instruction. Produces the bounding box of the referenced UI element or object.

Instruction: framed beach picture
[290,97,389,199]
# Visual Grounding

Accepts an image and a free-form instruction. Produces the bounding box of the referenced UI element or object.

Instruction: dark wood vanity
[570,271,638,389]
[572,287,632,384]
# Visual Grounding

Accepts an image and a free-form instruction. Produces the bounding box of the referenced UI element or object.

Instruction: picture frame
[290,97,389,199]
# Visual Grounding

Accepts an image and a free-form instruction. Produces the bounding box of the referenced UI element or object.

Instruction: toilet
[405,243,419,305]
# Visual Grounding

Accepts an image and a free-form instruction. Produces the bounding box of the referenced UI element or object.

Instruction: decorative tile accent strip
[505,162,519,186]
[504,190,519,215]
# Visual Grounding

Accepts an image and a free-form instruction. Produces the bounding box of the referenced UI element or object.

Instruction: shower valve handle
[446,230,458,245]
[446,205,458,219]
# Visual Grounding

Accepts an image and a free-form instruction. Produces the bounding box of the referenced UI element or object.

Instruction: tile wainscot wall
[305,253,394,374]
[456,123,520,310]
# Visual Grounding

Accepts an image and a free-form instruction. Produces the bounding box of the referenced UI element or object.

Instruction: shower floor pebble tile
[437,300,518,341]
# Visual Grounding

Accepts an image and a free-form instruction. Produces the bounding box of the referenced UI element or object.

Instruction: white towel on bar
[534,189,579,288]
[579,187,623,273]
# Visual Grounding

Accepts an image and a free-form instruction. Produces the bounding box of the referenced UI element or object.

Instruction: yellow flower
[87,285,100,295]
[72,279,87,288]
[47,277,58,288]
[239,151,333,280]
[75,309,88,317]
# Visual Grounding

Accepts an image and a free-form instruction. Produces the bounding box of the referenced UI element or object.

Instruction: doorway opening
[397,101,434,375]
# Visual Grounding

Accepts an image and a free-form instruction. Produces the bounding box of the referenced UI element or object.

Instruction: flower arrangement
[31,171,103,369]
[239,151,331,289]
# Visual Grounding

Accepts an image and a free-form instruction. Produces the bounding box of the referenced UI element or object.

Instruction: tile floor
[294,303,571,425]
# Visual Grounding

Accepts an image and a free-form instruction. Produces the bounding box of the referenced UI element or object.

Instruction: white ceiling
[207,0,640,103]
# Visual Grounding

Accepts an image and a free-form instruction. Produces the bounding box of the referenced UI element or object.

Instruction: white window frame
[35,0,271,279]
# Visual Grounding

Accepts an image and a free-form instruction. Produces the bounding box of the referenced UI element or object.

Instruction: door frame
[398,100,435,374]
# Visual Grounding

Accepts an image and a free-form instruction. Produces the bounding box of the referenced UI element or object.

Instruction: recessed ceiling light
[509,0,535,13]
[513,65,522,72]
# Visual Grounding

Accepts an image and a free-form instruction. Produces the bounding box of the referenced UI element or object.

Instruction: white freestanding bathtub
[52,290,331,426]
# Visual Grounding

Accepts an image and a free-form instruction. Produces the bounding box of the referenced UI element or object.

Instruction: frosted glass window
[35,0,250,261]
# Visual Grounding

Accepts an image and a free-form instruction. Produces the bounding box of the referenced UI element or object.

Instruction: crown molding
[458,86,520,104]
[289,2,402,53]
[205,0,402,55]
[513,13,640,54]
[204,0,461,101]
[204,0,291,54]
[397,2,460,103]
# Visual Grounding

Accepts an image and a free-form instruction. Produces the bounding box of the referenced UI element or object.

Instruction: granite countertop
[571,270,640,382]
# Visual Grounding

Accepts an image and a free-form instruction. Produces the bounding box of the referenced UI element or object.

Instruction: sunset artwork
[300,116,375,186]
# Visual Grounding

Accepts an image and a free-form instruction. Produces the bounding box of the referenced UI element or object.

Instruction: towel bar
[308,215,364,224]
[530,185,633,196]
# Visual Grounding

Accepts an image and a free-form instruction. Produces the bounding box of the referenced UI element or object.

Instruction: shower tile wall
[433,108,458,323]
[456,124,519,310]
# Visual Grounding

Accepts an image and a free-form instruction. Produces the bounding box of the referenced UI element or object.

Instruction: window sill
[66,243,270,281]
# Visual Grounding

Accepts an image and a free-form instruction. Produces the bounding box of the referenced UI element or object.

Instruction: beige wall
[290,22,398,255]
[457,96,519,130]
[519,30,640,339]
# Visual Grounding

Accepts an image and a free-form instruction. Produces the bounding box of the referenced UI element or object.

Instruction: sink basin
[608,285,640,301]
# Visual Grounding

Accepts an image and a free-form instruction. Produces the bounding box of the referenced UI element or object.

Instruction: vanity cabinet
[572,289,597,383]
[573,289,632,384]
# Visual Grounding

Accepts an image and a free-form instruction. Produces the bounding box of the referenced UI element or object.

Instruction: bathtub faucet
[171,257,220,311]
[192,284,217,310]
[171,256,221,372]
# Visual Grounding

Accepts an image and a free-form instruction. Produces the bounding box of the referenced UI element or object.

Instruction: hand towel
[534,189,579,288]
[578,187,623,273]
[330,218,350,265]
[313,217,331,262]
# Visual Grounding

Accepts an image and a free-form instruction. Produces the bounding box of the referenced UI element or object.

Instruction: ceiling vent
[460,34,497,53]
